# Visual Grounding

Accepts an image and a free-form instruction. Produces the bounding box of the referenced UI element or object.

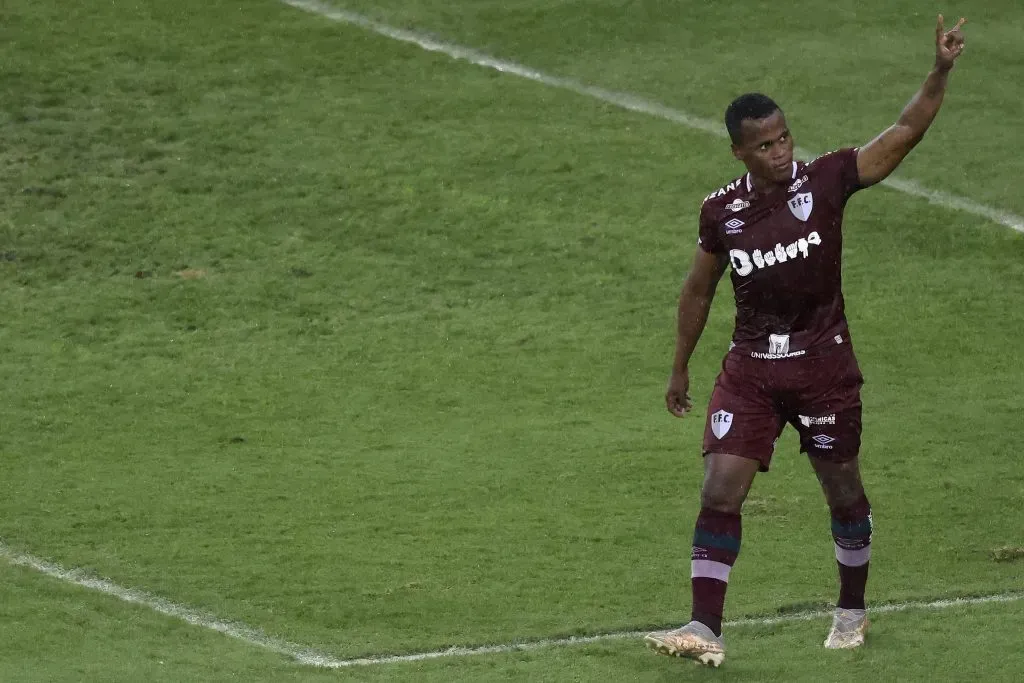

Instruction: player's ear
[731,143,744,162]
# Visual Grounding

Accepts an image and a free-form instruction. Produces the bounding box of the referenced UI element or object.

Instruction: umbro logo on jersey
[724,218,745,233]
[725,199,750,213]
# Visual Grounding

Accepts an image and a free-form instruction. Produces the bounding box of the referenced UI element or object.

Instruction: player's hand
[666,367,693,418]
[935,14,966,72]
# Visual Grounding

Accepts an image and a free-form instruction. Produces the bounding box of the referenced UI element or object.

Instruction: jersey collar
[745,162,798,193]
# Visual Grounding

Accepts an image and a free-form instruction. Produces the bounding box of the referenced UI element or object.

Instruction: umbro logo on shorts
[812,434,837,450]
[711,410,733,439]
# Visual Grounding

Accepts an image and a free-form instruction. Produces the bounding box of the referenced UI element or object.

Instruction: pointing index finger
[942,17,966,37]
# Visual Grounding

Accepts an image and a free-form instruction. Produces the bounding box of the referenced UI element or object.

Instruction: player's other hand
[935,14,966,72]
[666,367,693,418]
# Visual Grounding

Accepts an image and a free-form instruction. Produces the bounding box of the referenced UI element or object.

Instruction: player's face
[731,111,794,184]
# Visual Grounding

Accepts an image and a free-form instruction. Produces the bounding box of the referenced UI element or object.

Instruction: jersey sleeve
[814,147,863,202]
[697,201,725,254]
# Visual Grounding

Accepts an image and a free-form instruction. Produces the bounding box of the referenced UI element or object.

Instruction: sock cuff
[694,507,742,562]
[698,507,742,522]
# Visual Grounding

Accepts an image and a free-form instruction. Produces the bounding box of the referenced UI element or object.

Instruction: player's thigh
[701,452,762,513]
[791,349,864,465]
[703,360,785,473]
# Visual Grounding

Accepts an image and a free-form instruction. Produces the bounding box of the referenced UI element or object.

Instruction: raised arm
[856,15,967,188]
[666,247,729,417]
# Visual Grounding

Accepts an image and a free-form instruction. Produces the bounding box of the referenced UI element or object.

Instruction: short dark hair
[725,93,781,145]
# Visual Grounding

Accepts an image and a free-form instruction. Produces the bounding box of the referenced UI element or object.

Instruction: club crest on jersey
[725,199,750,213]
[788,192,813,221]
[711,410,733,439]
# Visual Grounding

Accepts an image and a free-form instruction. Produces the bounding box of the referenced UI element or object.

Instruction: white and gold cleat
[824,607,868,649]
[645,620,725,667]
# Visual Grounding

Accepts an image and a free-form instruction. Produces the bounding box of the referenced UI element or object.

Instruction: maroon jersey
[698,149,863,359]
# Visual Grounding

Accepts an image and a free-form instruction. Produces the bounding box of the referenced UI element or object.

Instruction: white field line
[281,0,1024,234]
[319,592,1024,667]
[0,541,343,668]
[2,540,1021,668]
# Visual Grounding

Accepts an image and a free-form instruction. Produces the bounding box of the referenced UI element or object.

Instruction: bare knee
[812,457,866,510]
[700,484,745,514]
[828,481,866,511]
[700,453,760,514]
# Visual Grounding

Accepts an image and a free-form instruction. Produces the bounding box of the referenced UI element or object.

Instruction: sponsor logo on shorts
[711,410,733,439]
[834,334,844,344]
[812,434,837,450]
[800,414,837,427]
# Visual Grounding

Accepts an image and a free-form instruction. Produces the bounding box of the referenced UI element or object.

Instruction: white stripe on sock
[835,544,871,567]
[692,559,732,582]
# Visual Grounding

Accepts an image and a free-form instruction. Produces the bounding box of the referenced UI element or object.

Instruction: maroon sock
[830,495,872,610]
[690,508,742,637]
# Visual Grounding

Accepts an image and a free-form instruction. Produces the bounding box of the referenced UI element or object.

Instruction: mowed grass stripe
[281,0,1024,233]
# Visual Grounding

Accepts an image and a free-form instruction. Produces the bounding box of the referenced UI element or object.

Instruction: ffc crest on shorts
[788,192,813,221]
[711,410,733,439]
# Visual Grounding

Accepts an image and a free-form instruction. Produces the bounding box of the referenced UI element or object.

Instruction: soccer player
[644,15,967,667]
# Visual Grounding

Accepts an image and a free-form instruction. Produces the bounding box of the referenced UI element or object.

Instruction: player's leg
[646,356,781,666]
[794,346,869,648]
[644,453,760,666]
[690,451,761,634]
[810,455,872,648]
[811,456,871,610]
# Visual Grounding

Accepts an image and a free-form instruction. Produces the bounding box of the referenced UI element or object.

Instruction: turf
[3,561,1021,681]
[1,0,1022,679]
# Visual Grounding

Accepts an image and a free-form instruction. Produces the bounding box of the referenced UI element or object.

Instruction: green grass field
[1,0,1022,680]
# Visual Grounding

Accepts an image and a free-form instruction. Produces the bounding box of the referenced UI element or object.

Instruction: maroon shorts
[702,344,864,471]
